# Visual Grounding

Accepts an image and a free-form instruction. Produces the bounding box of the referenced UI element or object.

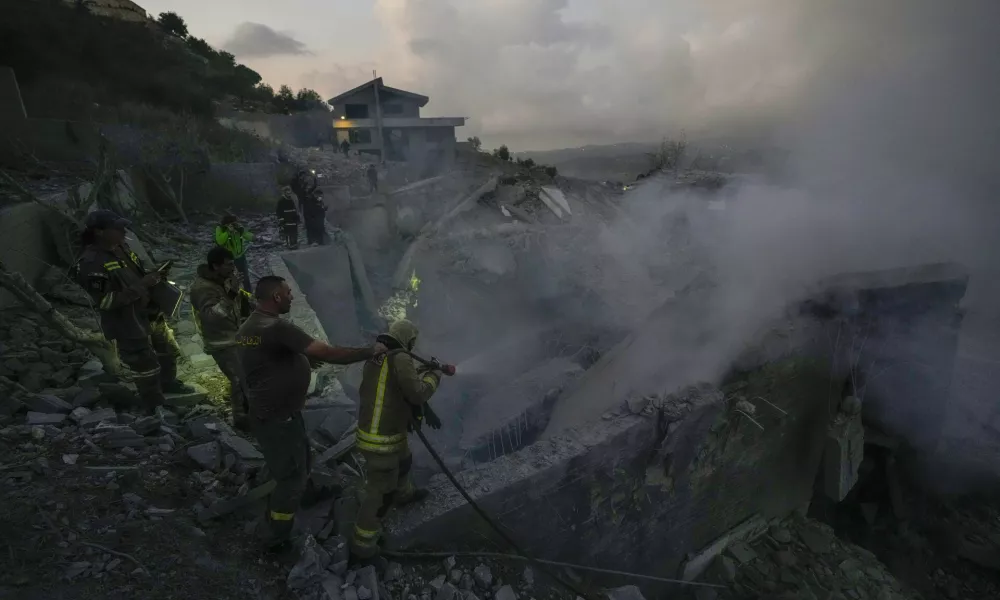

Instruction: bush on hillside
[0,1,321,117]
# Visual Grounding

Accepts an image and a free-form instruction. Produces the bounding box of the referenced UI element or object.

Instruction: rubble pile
[285,541,566,600]
[285,147,378,194]
[702,516,921,600]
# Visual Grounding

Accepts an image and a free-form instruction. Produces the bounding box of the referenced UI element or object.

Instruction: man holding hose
[351,319,446,564]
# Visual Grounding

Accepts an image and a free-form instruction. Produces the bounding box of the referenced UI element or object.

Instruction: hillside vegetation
[0,1,322,120]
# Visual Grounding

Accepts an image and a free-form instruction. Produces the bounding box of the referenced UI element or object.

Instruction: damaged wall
[387,358,832,589]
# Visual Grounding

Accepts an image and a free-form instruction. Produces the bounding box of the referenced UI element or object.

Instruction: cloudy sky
[140,0,1000,152]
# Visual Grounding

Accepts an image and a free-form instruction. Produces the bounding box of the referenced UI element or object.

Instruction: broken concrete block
[322,574,345,600]
[197,480,276,523]
[357,565,380,600]
[187,441,221,471]
[163,383,208,407]
[472,565,492,589]
[219,433,264,461]
[102,426,146,448]
[132,416,160,436]
[493,585,516,600]
[26,411,67,425]
[79,408,117,429]
[186,416,226,440]
[72,388,103,408]
[180,342,202,358]
[0,395,23,417]
[435,583,457,600]
[69,406,91,423]
[287,535,331,591]
[25,394,72,414]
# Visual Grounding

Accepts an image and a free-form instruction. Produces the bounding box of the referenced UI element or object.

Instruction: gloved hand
[423,404,442,430]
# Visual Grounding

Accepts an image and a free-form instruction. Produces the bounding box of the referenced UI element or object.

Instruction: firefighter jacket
[357,322,441,454]
[214,224,253,259]
[291,170,317,202]
[189,264,251,352]
[73,244,157,341]
[276,197,300,225]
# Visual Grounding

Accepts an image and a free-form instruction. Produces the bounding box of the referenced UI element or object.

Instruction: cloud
[222,22,311,58]
[372,0,1000,153]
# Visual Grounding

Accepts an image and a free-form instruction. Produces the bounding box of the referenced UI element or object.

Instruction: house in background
[328,78,466,164]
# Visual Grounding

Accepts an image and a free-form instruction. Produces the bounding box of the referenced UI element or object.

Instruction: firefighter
[214,214,253,289]
[73,210,194,412]
[301,190,328,246]
[189,246,254,431]
[366,164,379,193]
[351,319,443,563]
[237,275,387,552]
[275,186,300,249]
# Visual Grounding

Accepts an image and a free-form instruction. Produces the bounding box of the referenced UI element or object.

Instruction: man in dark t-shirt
[237,275,386,551]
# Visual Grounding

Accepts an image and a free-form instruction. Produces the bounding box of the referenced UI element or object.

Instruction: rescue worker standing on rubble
[237,275,387,552]
[301,190,328,246]
[275,186,300,250]
[351,319,443,564]
[214,214,253,288]
[73,210,194,412]
[189,246,254,431]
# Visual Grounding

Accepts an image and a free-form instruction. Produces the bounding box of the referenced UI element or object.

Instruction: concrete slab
[279,247,361,346]
[267,253,330,343]
[387,361,831,582]
[459,357,583,457]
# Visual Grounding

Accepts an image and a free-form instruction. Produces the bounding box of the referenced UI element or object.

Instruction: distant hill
[517,143,659,182]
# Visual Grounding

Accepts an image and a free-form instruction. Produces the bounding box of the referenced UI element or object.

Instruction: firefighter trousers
[351,446,417,559]
[280,223,299,249]
[208,346,248,423]
[252,411,312,547]
[116,319,180,410]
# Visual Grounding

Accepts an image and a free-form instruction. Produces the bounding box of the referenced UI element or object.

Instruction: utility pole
[372,69,385,165]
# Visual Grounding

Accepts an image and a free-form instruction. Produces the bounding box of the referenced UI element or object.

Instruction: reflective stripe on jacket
[73,244,154,340]
[357,350,439,454]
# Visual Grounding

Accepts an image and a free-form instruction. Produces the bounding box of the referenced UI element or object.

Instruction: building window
[349,129,373,144]
[383,103,403,115]
[345,104,369,119]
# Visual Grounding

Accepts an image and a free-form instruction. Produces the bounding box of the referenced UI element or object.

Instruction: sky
[139,0,1000,152]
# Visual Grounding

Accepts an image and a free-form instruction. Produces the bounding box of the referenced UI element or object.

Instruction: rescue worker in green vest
[73,210,194,412]
[351,319,443,563]
[214,214,253,289]
[189,246,254,431]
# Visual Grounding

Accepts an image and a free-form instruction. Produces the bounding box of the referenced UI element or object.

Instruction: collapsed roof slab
[385,357,832,593]
[543,261,969,443]
[279,245,367,346]
[267,252,331,343]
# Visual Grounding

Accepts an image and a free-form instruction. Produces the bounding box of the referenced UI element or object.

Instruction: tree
[493,145,511,161]
[467,136,482,150]
[157,12,188,38]
[294,88,325,111]
[185,36,215,59]
[273,85,296,114]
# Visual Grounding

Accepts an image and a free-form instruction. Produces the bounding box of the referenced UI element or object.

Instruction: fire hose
[381,351,728,596]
